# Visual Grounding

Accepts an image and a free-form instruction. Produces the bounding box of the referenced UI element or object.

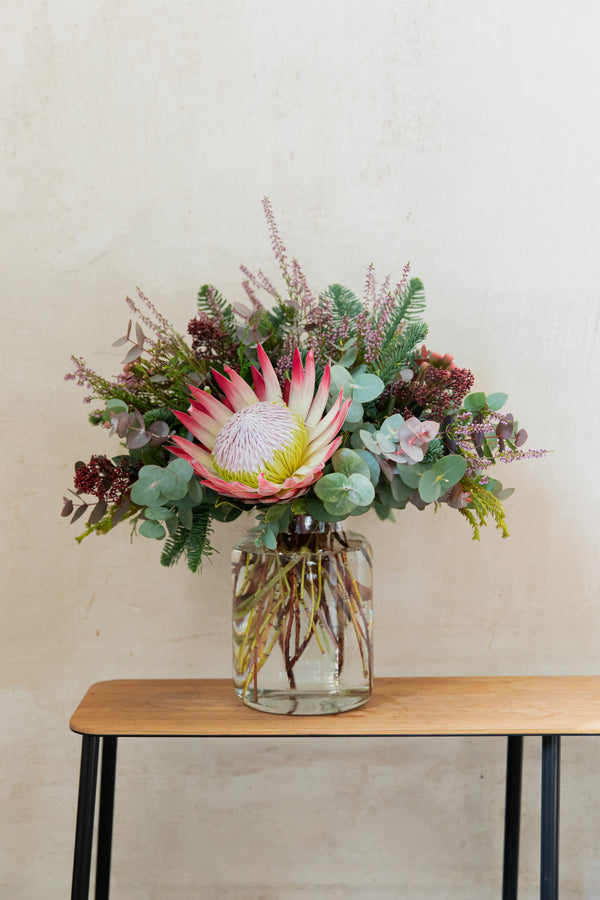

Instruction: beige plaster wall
[1,1,599,897]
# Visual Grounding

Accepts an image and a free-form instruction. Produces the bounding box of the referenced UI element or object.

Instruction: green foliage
[379,277,426,344]
[160,505,215,571]
[260,300,297,338]
[321,284,363,322]
[418,455,467,503]
[459,479,510,540]
[374,320,429,384]
[197,284,237,339]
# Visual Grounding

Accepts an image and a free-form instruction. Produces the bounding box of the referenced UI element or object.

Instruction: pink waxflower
[170,346,351,504]
[386,418,440,465]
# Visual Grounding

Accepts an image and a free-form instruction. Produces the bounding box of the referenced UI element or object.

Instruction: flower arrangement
[63,198,546,575]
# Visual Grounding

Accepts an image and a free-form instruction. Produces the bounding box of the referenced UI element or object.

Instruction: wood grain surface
[69,676,600,737]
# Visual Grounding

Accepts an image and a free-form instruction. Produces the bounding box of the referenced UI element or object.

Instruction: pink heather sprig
[262,196,291,285]
[274,333,297,378]
[363,263,376,307]
[64,357,99,403]
[376,273,392,306]
[290,257,318,316]
[465,447,549,477]
[239,264,279,305]
[125,288,172,340]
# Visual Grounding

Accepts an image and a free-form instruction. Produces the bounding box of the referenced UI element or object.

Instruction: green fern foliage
[160,506,215,572]
[186,506,215,572]
[160,522,189,568]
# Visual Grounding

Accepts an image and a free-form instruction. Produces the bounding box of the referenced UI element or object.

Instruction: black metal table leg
[71,735,100,900]
[503,735,524,900]
[540,735,561,900]
[95,737,118,900]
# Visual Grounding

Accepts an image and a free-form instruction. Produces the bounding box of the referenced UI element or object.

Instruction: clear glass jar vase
[232,515,373,715]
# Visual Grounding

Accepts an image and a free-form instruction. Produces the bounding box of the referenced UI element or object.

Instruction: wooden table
[69,676,600,899]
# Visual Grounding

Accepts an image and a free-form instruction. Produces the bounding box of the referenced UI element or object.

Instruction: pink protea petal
[305,390,351,454]
[250,366,267,401]
[305,362,331,427]
[299,434,343,472]
[287,349,315,419]
[170,436,216,472]
[212,367,258,411]
[186,385,233,427]
[256,343,283,401]
[283,379,290,404]
[171,409,219,450]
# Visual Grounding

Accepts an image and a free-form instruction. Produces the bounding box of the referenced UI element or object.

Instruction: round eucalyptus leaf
[396,462,427,489]
[305,495,344,523]
[139,520,166,540]
[168,458,194,482]
[381,414,405,435]
[144,506,173,520]
[345,472,375,506]
[105,399,128,413]
[262,529,278,550]
[162,477,190,502]
[359,429,381,454]
[130,478,164,506]
[431,454,467,488]
[314,472,348,502]
[329,365,353,395]
[376,432,396,454]
[486,392,508,411]
[354,449,380,486]
[463,392,487,413]
[323,494,357,517]
[341,344,358,366]
[417,470,443,503]
[344,399,364,423]
[332,448,371,479]
[186,478,204,504]
[178,506,194,530]
[351,373,385,403]
[496,487,515,501]
[390,477,413,503]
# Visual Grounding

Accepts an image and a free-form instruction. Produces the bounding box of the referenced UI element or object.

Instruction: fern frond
[160,522,189,568]
[185,506,215,572]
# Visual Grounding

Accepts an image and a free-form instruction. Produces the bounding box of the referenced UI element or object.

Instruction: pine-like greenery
[322,284,363,323]
[374,320,429,384]
[459,479,510,540]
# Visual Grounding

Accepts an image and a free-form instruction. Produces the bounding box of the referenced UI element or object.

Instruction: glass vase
[232,515,373,715]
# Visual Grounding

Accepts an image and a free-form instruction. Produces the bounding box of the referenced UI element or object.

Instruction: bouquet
[63,198,545,574]
[62,200,548,711]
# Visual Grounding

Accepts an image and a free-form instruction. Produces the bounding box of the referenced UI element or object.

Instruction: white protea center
[211,401,307,487]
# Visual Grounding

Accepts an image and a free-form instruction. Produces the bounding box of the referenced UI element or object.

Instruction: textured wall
[2,1,599,897]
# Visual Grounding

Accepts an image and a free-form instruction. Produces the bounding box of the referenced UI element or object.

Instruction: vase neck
[288,515,342,535]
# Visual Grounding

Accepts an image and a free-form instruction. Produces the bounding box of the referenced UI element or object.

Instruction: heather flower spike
[170,347,351,503]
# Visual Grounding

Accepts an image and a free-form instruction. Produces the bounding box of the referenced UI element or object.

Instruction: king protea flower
[170,346,351,503]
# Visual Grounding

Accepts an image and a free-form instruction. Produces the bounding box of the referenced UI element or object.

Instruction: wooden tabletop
[69,677,600,737]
